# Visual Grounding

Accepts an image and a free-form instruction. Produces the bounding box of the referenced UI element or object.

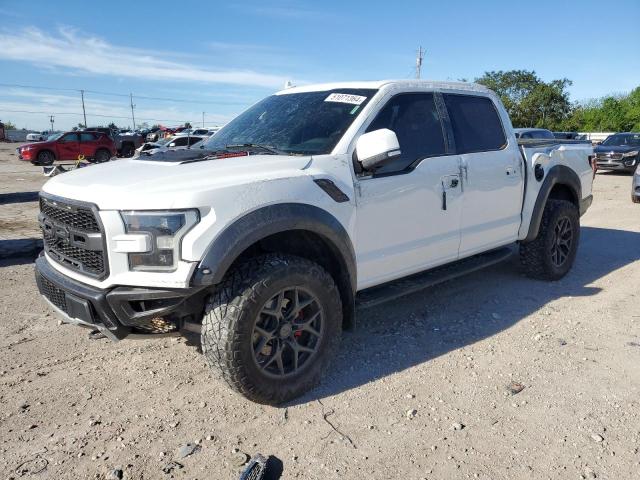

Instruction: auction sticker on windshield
[324,93,367,105]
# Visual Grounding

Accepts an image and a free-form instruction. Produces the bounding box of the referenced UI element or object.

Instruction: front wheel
[201,254,342,405]
[36,150,54,166]
[520,199,580,280]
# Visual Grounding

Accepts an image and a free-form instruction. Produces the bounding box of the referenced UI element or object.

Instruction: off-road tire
[36,150,54,166]
[520,199,580,280]
[632,194,640,204]
[201,254,342,405]
[93,149,111,163]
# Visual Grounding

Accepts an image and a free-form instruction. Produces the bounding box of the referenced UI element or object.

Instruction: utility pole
[416,46,424,79]
[129,93,136,129]
[80,89,87,127]
[49,115,55,132]
[202,112,205,127]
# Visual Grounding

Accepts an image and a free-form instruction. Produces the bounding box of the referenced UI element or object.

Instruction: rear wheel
[520,199,580,280]
[36,150,54,166]
[93,149,111,163]
[201,254,342,405]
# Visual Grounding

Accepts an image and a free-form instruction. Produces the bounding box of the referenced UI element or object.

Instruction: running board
[356,247,514,310]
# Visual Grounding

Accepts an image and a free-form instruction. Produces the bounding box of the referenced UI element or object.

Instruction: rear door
[355,92,463,289]
[442,93,522,257]
[79,132,97,158]
[55,133,80,160]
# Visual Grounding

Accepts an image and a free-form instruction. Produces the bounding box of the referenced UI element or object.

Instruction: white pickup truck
[35,80,594,404]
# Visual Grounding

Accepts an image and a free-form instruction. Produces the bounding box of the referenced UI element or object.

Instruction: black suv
[595,133,640,173]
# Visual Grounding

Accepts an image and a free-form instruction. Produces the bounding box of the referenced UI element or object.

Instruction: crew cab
[34,80,594,404]
[18,131,116,165]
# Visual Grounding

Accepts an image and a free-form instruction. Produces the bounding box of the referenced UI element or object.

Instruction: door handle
[448,177,459,188]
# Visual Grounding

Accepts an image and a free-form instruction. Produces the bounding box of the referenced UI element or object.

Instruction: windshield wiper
[224,143,286,155]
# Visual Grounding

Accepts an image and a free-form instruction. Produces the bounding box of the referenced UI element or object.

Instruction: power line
[0,108,199,124]
[0,82,247,106]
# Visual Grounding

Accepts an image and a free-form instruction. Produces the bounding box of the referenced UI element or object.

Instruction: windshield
[46,132,64,141]
[601,133,640,147]
[203,89,377,155]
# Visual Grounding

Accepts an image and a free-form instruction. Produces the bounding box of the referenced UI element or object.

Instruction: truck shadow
[293,226,640,405]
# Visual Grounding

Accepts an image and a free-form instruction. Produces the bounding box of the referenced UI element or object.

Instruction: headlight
[120,210,199,272]
[622,151,639,157]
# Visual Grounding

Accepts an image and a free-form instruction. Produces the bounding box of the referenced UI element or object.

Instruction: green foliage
[476,70,639,132]
[1,120,17,130]
[475,70,572,129]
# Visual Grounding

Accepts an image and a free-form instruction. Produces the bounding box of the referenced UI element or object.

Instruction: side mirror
[355,129,401,171]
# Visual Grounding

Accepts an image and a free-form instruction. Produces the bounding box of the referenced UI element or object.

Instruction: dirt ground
[1,142,639,480]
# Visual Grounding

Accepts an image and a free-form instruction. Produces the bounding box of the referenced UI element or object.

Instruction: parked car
[632,167,640,203]
[553,131,581,140]
[514,128,556,140]
[26,131,51,142]
[35,80,594,404]
[84,127,144,158]
[594,133,640,173]
[17,131,116,165]
[133,135,205,158]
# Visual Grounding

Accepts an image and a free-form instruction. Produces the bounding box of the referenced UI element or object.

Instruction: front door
[56,132,80,160]
[442,94,523,257]
[354,92,462,290]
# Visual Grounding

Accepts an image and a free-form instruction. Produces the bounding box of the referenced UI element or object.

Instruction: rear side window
[80,133,95,142]
[187,136,203,146]
[444,94,506,154]
[365,93,446,174]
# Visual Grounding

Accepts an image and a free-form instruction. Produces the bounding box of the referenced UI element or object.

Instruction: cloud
[0,89,234,130]
[0,27,290,88]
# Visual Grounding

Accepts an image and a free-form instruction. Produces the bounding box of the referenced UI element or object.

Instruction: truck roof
[277,79,491,95]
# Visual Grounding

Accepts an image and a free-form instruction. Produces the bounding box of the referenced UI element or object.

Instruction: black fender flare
[523,164,582,243]
[191,203,357,328]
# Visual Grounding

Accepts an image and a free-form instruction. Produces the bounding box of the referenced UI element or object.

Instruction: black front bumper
[35,256,204,340]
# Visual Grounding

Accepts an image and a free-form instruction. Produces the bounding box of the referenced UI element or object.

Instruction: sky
[0,0,638,131]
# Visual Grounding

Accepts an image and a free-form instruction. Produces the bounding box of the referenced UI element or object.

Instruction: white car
[35,80,594,405]
[26,131,50,142]
[133,135,204,157]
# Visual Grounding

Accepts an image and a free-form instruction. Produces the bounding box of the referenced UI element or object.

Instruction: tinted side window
[444,94,506,154]
[188,136,203,146]
[171,137,189,147]
[365,93,445,174]
[59,133,78,143]
[80,133,95,142]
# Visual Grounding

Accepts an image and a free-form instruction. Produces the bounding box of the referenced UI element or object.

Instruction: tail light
[588,155,597,177]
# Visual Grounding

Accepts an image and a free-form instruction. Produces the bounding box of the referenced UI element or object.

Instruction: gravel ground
[1,142,639,480]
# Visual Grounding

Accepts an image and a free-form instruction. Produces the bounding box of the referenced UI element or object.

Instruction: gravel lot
[1,142,639,480]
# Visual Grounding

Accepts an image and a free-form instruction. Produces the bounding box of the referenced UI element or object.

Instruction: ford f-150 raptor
[35,80,594,404]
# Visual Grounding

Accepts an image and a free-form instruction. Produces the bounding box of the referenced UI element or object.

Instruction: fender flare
[191,203,357,327]
[523,164,581,243]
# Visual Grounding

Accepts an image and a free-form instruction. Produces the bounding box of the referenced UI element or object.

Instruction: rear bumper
[35,255,205,341]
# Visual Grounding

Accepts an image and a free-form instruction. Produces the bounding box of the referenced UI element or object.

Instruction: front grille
[39,198,100,231]
[596,153,623,160]
[39,274,68,313]
[39,195,108,278]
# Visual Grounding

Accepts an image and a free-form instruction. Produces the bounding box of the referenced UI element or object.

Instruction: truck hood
[42,154,312,210]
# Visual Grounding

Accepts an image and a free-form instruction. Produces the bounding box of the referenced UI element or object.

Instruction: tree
[1,120,16,130]
[475,70,572,129]
[107,122,118,130]
[184,122,192,129]
[77,122,86,129]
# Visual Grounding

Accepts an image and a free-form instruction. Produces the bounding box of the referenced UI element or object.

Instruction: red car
[17,131,116,165]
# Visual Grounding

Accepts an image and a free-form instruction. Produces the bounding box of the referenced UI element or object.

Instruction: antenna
[415,46,424,79]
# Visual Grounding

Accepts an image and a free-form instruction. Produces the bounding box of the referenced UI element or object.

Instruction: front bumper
[596,157,637,171]
[35,255,205,341]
